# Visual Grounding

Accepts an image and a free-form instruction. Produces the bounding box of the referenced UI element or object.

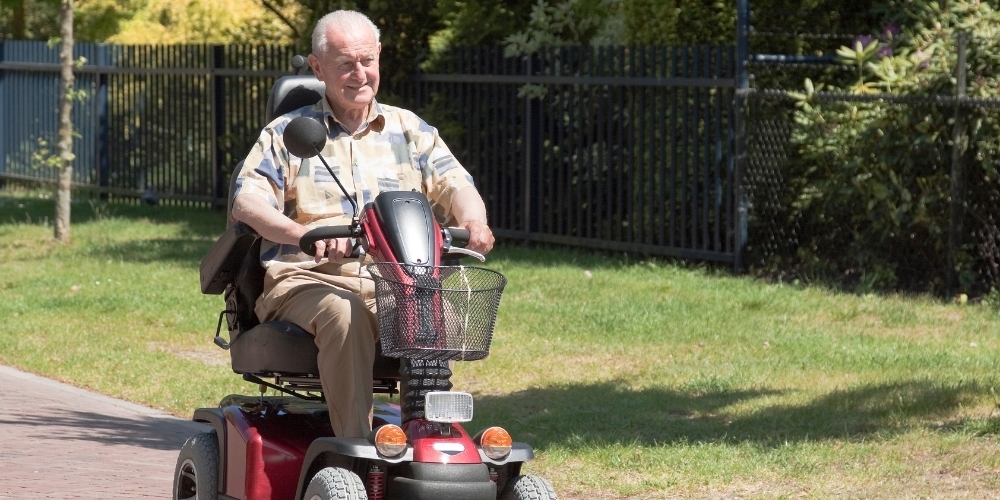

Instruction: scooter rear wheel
[501,475,558,500]
[304,467,368,500]
[173,431,220,500]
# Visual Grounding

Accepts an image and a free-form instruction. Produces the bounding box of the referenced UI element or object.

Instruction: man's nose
[349,62,366,79]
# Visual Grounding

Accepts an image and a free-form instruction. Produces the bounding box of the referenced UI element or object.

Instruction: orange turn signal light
[374,424,407,458]
[479,426,512,460]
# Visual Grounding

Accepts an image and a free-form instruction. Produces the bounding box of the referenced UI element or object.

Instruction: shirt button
[354,134,362,140]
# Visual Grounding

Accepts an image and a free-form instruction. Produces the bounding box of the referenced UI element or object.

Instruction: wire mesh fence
[744,69,1000,295]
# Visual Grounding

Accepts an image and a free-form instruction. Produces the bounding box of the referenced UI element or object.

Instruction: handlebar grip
[446,227,470,246]
[300,226,357,255]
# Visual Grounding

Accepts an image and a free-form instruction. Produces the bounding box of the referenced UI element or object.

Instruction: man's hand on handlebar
[312,237,354,263]
[459,220,495,256]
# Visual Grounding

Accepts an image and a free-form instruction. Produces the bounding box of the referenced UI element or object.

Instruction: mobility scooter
[172,72,558,500]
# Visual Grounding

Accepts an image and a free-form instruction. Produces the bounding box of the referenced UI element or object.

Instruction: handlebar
[299,225,359,257]
[442,227,485,262]
[445,227,470,246]
[299,225,480,261]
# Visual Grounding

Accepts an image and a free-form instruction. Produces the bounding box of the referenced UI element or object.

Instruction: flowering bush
[781,0,1000,293]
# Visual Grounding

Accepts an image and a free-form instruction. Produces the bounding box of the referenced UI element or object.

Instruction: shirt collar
[321,98,386,135]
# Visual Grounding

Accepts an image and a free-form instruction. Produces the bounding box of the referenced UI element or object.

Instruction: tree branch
[260,0,300,41]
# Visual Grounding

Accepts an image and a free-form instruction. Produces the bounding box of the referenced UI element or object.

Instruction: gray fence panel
[0,42,295,204]
[0,41,104,187]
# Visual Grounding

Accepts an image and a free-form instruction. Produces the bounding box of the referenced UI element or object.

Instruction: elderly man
[230,9,494,439]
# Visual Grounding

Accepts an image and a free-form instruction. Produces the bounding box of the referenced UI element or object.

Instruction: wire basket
[367,263,507,361]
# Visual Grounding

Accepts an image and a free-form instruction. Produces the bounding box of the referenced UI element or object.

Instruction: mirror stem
[313,146,360,225]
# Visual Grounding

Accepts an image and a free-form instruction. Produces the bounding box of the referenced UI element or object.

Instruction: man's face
[309,26,381,117]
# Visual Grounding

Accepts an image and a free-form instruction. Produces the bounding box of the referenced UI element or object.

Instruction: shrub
[783,0,1000,294]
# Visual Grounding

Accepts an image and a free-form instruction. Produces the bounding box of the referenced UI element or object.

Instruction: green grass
[3,187,1000,499]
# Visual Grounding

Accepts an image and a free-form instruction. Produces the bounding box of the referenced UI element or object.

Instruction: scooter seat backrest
[232,237,265,331]
[265,75,326,123]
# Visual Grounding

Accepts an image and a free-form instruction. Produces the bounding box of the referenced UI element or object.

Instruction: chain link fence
[743,58,1000,296]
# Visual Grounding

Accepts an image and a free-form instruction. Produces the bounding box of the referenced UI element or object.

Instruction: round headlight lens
[374,424,407,458]
[479,426,512,460]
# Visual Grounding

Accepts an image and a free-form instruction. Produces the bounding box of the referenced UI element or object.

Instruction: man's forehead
[330,44,379,60]
[325,28,378,56]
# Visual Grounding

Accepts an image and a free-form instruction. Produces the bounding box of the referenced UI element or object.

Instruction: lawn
[2,187,1000,499]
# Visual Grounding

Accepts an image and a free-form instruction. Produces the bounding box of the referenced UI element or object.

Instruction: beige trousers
[255,262,379,438]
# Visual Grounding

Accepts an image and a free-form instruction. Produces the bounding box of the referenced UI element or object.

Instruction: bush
[782,0,1000,294]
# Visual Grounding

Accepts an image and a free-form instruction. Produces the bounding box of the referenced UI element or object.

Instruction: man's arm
[449,186,495,255]
[232,193,352,262]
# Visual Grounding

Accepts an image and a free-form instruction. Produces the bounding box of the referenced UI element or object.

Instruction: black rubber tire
[172,431,220,500]
[500,475,558,500]
[304,467,369,500]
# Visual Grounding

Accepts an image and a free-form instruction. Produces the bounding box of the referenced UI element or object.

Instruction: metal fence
[9,38,998,292]
[0,41,296,204]
[1,41,743,266]
[744,56,1000,294]
[393,45,740,263]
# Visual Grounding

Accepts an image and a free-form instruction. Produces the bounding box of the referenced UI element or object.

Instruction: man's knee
[312,292,376,339]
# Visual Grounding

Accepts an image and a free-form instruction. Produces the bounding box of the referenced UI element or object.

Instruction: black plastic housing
[372,191,438,266]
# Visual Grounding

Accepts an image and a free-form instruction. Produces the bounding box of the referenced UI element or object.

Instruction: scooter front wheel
[173,431,220,500]
[501,475,558,500]
[304,467,368,500]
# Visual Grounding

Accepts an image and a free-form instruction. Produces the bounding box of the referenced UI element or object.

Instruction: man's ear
[307,54,324,80]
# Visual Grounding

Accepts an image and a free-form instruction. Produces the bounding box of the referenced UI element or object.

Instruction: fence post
[733,0,751,273]
[212,45,226,208]
[0,41,5,189]
[948,33,969,294]
[521,54,533,245]
[94,44,110,198]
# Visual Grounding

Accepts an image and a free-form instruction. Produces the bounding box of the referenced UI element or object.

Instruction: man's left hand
[460,219,494,255]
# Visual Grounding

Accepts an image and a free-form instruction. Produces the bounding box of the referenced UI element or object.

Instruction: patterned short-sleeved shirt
[234,97,475,275]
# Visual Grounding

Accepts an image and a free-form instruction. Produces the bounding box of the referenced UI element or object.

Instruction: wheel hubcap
[175,458,198,500]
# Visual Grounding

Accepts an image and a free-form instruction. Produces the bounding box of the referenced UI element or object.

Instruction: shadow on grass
[0,193,227,239]
[487,242,697,271]
[84,238,217,266]
[473,378,988,450]
[2,193,228,265]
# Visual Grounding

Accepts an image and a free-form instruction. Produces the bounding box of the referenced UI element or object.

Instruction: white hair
[312,10,381,56]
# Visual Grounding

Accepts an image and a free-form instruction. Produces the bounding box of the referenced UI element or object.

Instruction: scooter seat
[230,321,319,376]
[230,320,401,380]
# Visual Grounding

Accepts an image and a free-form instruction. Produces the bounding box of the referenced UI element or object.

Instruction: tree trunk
[11,0,25,39]
[55,0,74,243]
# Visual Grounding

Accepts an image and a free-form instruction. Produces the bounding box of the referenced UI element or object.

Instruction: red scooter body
[199,396,403,500]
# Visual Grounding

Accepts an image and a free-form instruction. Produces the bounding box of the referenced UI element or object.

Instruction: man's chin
[344,87,374,101]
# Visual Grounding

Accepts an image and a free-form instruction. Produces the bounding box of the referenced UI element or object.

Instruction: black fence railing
[1,41,743,266]
[0,41,296,204]
[7,36,994,292]
[393,45,740,263]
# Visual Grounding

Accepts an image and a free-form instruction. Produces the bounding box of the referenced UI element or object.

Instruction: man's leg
[257,266,379,438]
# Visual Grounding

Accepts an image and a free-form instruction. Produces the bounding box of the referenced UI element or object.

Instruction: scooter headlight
[477,426,512,460]
[425,391,474,423]
[374,424,407,458]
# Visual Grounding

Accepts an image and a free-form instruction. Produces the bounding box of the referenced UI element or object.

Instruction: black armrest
[200,222,260,295]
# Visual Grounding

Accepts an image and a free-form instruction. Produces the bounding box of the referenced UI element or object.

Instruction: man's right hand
[311,237,354,263]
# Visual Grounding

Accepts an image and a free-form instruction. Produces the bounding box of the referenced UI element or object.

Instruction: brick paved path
[0,365,209,499]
